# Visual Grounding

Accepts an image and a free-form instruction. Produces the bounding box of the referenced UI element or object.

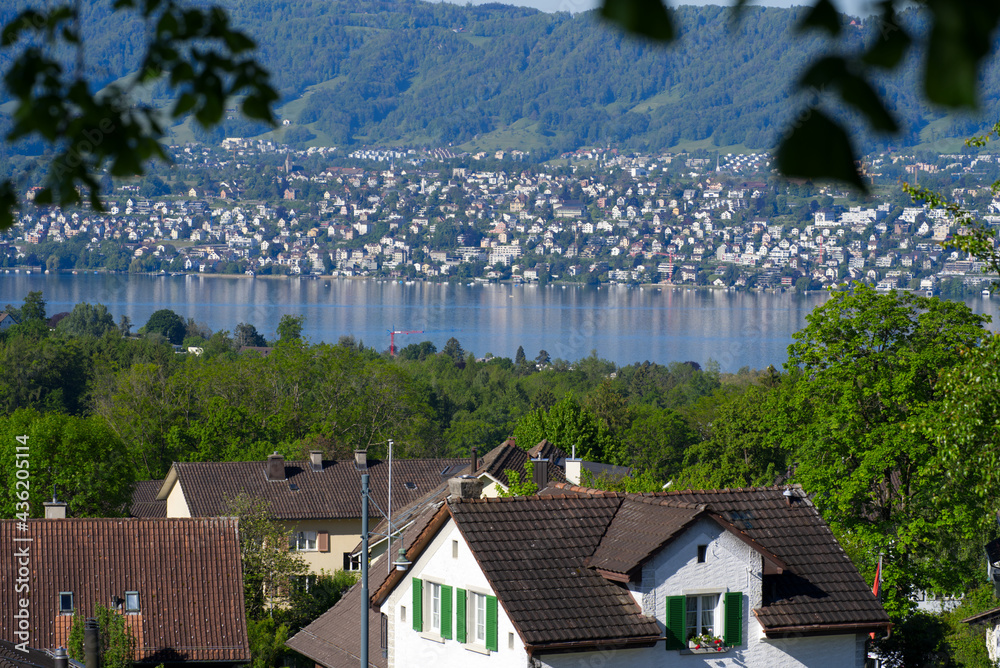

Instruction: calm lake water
[3,273,1000,371]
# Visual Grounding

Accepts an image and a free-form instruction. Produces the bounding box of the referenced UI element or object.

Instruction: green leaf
[172,92,197,117]
[600,0,674,42]
[798,0,840,37]
[861,6,910,69]
[775,108,866,191]
[924,0,1000,108]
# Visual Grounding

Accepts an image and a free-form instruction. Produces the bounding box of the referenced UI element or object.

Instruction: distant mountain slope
[0,1,993,155]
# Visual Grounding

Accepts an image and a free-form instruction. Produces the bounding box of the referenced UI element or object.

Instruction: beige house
[140,451,467,575]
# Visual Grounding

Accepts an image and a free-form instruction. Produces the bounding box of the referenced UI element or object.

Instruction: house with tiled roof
[0,518,248,665]
[289,480,888,668]
[145,451,467,575]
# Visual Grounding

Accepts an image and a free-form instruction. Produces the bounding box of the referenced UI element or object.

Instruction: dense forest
[6,286,1000,664]
[0,1,994,156]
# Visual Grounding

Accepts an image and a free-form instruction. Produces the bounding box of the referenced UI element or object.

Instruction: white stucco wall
[541,518,864,668]
[382,519,528,668]
[987,623,1000,664]
[166,482,191,517]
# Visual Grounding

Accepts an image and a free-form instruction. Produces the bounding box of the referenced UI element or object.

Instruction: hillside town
[2,141,999,296]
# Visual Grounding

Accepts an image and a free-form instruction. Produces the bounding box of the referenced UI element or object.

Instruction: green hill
[0,1,992,156]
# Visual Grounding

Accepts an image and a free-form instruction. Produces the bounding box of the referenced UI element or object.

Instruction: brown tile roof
[478,440,566,488]
[586,496,704,577]
[0,641,55,668]
[0,519,249,663]
[448,495,662,648]
[288,502,447,668]
[164,457,467,520]
[551,483,890,634]
[285,583,385,668]
[129,480,166,518]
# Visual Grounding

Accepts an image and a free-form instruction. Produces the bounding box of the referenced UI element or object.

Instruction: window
[430,582,442,633]
[124,591,140,613]
[665,592,743,650]
[343,552,361,571]
[471,592,488,645]
[686,594,719,639]
[59,592,74,614]
[458,589,498,652]
[697,545,707,563]
[292,531,317,551]
[292,575,317,593]
[412,578,452,640]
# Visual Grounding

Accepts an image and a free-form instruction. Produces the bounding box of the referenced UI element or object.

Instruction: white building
[290,482,888,668]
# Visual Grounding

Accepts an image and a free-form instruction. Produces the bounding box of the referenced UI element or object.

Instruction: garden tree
[68,605,136,668]
[0,0,277,228]
[678,383,795,489]
[20,291,46,322]
[442,337,465,363]
[512,393,621,464]
[535,349,551,366]
[92,362,193,479]
[0,334,89,414]
[140,308,186,344]
[56,302,116,338]
[397,340,437,361]
[512,345,526,364]
[785,283,989,618]
[234,322,267,348]
[0,409,135,518]
[276,314,304,343]
[581,467,666,493]
[279,570,359,633]
[623,404,699,482]
[925,333,1000,510]
[247,617,290,668]
[117,314,132,336]
[496,461,538,498]
[224,493,307,620]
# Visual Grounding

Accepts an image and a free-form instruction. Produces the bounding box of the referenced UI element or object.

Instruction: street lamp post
[360,473,369,668]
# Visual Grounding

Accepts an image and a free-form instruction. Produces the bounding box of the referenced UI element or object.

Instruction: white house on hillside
[288,481,889,668]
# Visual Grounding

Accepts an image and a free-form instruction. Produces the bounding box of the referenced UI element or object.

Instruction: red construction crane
[388,328,423,356]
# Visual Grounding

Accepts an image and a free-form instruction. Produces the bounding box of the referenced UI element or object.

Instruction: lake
[3,273,999,371]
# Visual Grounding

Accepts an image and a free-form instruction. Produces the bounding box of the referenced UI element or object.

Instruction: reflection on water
[3,274,999,371]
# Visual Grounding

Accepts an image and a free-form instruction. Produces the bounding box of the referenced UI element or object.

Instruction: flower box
[686,636,729,654]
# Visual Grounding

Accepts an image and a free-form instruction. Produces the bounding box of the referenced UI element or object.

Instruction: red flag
[872,555,882,599]
[870,555,882,641]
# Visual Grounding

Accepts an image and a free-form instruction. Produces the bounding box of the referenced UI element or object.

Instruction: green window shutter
[486,595,499,651]
[456,588,467,643]
[412,578,423,632]
[724,592,743,646]
[664,595,686,650]
[441,585,453,640]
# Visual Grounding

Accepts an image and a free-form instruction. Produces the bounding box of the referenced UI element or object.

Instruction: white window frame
[59,592,74,615]
[685,593,721,640]
[465,588,491,654]
[124,591,140,614]
[423,580,443,638]
[292,530,317,551]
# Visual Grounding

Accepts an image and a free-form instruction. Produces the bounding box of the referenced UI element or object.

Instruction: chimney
[266,452,285,481]
[448,476,483,500]
[44,497,67,519]
[470,446,478,473]
[84,619,100,668]
[309,450,323,472]
[53,648,68,668]
[783,487,795,507]
[354,449,368,470]
[531,458,548,491]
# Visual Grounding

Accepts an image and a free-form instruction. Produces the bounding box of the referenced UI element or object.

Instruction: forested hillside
[1,1,995,155]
